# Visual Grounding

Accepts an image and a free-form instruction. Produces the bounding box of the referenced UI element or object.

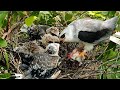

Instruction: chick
[13,40,45,70]
[12,43,60,79]
[41,34,60,45]
[14,40,45,55]
[46,27,59,36]
[20,24,49,40]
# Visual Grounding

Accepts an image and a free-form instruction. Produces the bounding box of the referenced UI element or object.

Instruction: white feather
[83,42,94,52]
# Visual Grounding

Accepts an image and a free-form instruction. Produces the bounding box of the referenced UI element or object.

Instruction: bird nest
[7,24,103,79]
[58,42,102,79]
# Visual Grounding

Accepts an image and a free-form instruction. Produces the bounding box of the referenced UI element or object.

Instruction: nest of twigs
[5,23,104,79]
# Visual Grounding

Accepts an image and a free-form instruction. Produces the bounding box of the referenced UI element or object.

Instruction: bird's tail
[102,16,119,30]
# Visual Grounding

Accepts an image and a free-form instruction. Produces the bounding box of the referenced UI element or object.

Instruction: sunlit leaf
[0,38,7,47]
[95,14,105,19]
[54,15,61,21]
[39,11,50,14]
[88,11,95,15]
[25,16,37,27]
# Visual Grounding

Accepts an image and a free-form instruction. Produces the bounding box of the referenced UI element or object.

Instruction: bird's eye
[51,33,57,36]
[54,42,59,43]
[48,41,53,43]
[60,34,65,38]
[19,43,24,46]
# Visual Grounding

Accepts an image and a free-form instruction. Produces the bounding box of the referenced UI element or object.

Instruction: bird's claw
[79,51,87,60]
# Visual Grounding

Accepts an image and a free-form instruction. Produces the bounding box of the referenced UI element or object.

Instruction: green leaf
[30,11,39,16]
[107,49,117,59]
[116,73,120,79]
[0,38,7,47]
[88,11,95,15]
[95,14,105,19]
[106,74,116,79]
[16,11,24,16]
[0,73,11,79]
[108,11,116,18]
[0,11,8,28]
[116,59,120,64]
[2,19,7,28]
[3,51,9,69]
[25,16,37,27]
[65,13,73,21]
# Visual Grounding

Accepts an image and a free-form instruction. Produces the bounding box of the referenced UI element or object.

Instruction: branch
[5,11,12,32]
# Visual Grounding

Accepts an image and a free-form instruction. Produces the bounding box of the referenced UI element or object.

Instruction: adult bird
[59,16,118,62]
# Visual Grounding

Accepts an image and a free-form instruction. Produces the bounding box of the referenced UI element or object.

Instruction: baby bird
[46,27,60,36]
[14,40,45,55]
[41,34,60,45]
[13,40,46,70]
[20,24,49,40]
[12,43,60,79]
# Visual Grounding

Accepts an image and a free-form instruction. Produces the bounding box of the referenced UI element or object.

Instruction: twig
[98,55,120,69]
[57,74,71,79]
[2,21,23,39]
[79,70,120,79]
[6,11,12,32]
[96,45,109,60]
[9,53,23,74]
[2,15,25,40]
[49,70,61,79]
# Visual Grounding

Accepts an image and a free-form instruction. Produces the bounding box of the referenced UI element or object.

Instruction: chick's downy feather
[13,43,60,79]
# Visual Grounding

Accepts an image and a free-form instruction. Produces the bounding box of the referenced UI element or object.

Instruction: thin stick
[49,70,61,79]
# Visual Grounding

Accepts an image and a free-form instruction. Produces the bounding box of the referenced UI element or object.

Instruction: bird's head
[13,41,43,55]
[46,27,59,36]
[101,16,118,31]
[46,43,60,56]
[59,25,80,42]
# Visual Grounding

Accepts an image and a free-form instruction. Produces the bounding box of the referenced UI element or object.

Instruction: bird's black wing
[78,29,110,43]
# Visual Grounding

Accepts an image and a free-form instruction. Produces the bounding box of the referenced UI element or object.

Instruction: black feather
[78,29,110,43]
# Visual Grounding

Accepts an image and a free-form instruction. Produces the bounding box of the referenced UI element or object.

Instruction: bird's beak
[59,38,65,43]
